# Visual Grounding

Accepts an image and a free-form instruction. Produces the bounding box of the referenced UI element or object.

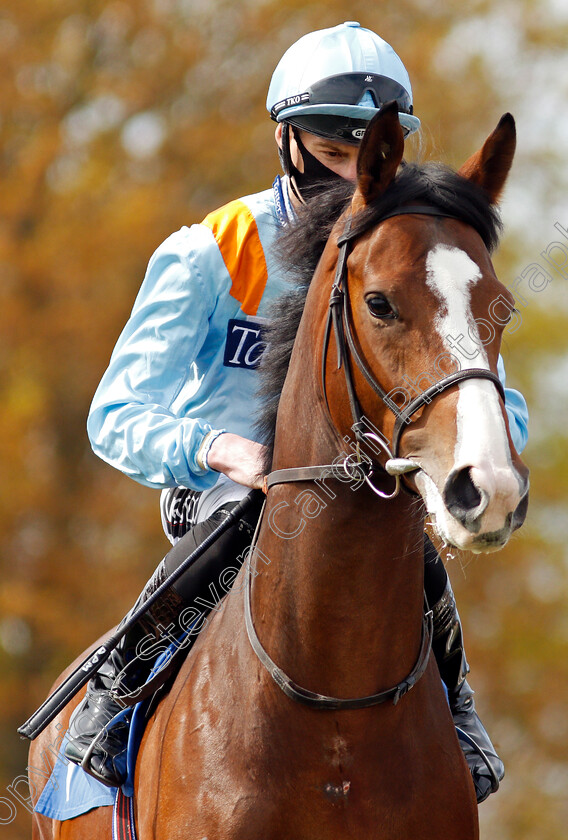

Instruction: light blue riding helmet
[267,21,420,143]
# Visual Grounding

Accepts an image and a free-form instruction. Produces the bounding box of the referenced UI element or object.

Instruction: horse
[29,103,529,839]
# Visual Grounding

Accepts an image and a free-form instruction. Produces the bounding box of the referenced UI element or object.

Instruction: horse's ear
[458,113,516,204]
[353,101,405,210]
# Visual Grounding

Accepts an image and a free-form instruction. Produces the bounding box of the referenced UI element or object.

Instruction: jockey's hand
[206,433,267,489]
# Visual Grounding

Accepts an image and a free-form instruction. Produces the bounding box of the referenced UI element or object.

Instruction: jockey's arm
[498,355,528,454]
[87,225,265,491]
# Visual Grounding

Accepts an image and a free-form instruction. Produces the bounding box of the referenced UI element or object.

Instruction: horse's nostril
[443,467,486,531]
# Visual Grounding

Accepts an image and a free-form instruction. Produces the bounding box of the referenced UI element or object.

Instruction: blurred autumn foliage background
[1,0,567,837]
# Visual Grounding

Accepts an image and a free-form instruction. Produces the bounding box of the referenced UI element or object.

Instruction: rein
[245,204,504,712]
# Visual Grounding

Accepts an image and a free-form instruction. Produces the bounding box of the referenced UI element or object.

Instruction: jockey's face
[275,124,360,184]
[296,130,359,182]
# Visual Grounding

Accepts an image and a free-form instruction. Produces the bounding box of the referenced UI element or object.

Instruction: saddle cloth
[34,642,178,821]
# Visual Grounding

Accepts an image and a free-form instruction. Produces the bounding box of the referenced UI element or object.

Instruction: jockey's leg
[63,558,183,786]
[424,533,504,804]
[64,496,262,787]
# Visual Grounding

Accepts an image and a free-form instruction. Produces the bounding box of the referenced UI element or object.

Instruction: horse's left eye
[366,293,397,320]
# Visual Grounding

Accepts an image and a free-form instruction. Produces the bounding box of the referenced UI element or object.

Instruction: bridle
[322,204,505,495]
[263,204,505,501]
[247,203,506,713]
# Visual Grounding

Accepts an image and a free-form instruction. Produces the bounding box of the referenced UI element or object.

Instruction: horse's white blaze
[416,244,522,549]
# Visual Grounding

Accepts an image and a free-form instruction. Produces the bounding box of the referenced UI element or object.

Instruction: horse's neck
[251,267,427,699]
[254,434,425,701]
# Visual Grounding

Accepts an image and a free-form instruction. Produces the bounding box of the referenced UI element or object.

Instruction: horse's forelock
[351,163,502,251]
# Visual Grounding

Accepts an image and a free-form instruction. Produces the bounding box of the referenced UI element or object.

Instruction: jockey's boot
[64,560,183,788]
[431,579,505,803]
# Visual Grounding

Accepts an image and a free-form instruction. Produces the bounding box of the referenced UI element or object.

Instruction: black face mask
[281,123,346,201]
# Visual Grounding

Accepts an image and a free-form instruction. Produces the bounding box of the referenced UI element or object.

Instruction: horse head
[324,102,529,553]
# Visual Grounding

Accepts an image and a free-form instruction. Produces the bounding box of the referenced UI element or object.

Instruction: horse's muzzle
[443,464,529,541]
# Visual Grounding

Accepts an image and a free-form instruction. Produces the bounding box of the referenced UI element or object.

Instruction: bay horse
[29,104,528,839]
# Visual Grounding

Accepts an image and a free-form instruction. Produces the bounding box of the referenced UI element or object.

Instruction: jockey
[64,22,528,803]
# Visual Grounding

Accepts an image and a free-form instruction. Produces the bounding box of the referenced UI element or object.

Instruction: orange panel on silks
[202,199,269,317]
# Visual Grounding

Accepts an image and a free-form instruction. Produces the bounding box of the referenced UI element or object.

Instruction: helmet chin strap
[280,123,304,204]
[281,123,346,203]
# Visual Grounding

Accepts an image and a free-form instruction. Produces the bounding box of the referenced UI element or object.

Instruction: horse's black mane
[255,162,503,465]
